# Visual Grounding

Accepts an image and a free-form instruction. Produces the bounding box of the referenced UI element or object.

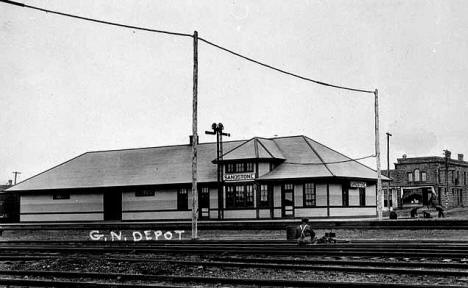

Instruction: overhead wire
[285,154,376,165]
[198,37,375,94]
[0,0,375,94]
[0,0,192,38]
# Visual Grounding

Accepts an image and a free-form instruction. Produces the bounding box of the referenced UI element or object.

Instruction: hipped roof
[8,135,387,192]
[220,138,285,161]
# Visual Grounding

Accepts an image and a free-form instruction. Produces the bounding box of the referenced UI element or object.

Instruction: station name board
[223,173,255,182]
[350,181,367,188]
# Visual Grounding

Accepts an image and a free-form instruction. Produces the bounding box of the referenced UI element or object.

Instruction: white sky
[1,0,468,183]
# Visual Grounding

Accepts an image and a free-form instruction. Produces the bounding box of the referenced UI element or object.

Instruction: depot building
[8,135,386,222]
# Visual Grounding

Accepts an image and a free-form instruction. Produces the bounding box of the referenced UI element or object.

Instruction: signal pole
[191,31,198,240]
[205,123,230,220]
[12,171,21,185]
[375,89,383,220]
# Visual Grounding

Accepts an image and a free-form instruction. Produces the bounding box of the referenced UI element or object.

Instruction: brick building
[383,151,468,210]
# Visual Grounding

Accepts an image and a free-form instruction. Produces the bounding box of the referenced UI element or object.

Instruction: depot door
[282,184,295,218]
[199,187,210,219]
[104,191,122,221]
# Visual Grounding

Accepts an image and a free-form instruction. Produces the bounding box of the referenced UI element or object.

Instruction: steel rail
[1,239,468,245]
[0,253,467,270]
[209,256,468,269]
[1,240,468,248]
[3,243,467,252]
[0,246,467,258]
[2,243,468,253]
[100,258,468,277]
[0,270,465,288]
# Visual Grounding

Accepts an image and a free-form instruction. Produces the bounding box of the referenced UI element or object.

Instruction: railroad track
[0,253,467,276]
[0,240,466,287]
[0,270,465,288]
[0,240,467,258]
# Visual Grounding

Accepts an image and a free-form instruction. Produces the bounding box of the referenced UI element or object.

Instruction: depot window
[342,186,349,207]
[177,188,189,210]
[359,188,366,206]
[226,184,255,208]
[414,169,420,182]
[135,190,155,197]
[200,187,210,208]
[225,162,254,173]
[303,183,316,207]
[53,192,70,200]
[259,184,272,208]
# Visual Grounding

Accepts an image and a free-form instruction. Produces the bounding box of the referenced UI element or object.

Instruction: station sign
[350,181,367,188]
[223,173,255,182]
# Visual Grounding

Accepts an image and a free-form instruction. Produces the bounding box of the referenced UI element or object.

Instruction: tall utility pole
[205,123,230,220]
[191,31,198,240]
[12,171,21,185]
[386,132,392,210]
[444,149,450,208]
[375,89,383,220]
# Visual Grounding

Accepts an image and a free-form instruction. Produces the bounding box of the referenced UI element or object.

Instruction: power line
[198,37,375,94]
[0,0,374,94]
[285,154,375,165]
[0,0,192,38]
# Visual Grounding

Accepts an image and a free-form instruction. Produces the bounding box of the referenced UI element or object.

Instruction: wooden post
[386,132,392,210]
[375,89,383,220]
[191,31,199,239]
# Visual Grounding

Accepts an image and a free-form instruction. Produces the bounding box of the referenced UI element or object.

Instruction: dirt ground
[1,227,467,241]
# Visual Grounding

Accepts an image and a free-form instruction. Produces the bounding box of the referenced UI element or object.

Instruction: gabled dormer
[214,137,285,180]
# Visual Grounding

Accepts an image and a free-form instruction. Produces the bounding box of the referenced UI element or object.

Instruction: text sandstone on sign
[223,173,255,181]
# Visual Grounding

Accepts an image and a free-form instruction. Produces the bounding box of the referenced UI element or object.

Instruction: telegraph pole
[191,31,199,240]
[444,149,450,208]
[12,171,21,185]
[386,132,392,210]
[375,89,383,220]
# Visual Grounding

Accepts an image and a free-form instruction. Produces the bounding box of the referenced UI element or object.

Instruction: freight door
[104,191,122,221]
[199,187,210,219]
[282,184,294,218]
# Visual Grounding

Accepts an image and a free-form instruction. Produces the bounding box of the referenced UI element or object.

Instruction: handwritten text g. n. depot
[89,230,185,241]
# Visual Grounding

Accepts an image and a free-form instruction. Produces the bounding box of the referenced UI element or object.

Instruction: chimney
[402,154,407,159]
[458,154,464,161]
[189,135,198,145]
[444,150,451,159]
[7,180,12,186]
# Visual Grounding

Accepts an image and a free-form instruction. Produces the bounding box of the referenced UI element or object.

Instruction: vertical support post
[375,89,383,220]
[216,130,221,220]
[218,131,224,220]
[191,31,199,240]
[386,132,392,209]
[445,150,450,208]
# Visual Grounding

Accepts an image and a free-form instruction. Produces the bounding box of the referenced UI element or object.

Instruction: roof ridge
[85,139,248,154]
[221,137,254,158]
[83,136,307,155]
[254,138,259,158]
[257,138,276,159]
[302,136,335,177]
